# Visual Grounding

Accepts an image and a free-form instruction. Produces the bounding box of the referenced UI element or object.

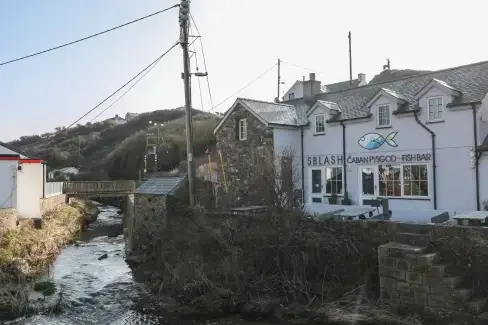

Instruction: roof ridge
[318,59,488,96]
[237,97,295,107]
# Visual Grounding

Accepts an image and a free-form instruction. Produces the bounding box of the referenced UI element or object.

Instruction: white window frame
[309,166,344,203]
[427,96,444,122]
[375,163,429,198]
[324,166,344,195]
[314,114,326,134]
[376,104,391,127]
[289,93,295,100]
[238,118,247,141]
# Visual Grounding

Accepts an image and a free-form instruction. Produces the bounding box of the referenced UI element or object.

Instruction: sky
[1,0,487,141]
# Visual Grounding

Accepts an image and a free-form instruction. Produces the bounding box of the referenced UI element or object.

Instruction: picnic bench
[229,205,268,216]
[453,211,488,226]
[333,206,377,220]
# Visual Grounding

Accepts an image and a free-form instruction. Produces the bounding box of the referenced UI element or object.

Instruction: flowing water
[4,204,165,325]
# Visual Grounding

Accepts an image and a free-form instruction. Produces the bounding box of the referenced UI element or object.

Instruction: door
[310,168,323,203]
[359,165,378,203]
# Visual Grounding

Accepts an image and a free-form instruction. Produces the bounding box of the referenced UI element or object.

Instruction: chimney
[303,72,321,100]
[358,73,367,85]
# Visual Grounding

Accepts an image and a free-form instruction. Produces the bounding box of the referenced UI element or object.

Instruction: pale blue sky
[1,0,487,141]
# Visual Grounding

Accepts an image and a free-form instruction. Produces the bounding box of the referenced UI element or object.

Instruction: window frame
[309,166,344,203]
[238,118,248,141]
[376,104,392,127]
[427,96,444,122]
[314,114,326,134]
[324,166,344,196]
[376,163,429,198]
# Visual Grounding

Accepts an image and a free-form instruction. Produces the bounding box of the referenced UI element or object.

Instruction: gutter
[414,111,437,209]
[341,121,349,204]
[472,104,481,210]
[300,125,305,204]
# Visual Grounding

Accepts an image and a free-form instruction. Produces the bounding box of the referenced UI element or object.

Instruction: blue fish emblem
[358,132,398,150]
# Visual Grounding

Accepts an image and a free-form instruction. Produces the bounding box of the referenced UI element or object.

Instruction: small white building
[48,166,79,180]
[0,145,45,218]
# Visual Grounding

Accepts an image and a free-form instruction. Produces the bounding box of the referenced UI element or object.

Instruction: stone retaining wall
[40,194,66,214]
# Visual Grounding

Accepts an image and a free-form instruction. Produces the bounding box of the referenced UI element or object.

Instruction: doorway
[359,165,378,203]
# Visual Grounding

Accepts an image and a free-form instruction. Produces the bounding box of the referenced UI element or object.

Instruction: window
[315,114,325,134]
[238,118,247,140]
[403,164,429,197]
[379,165,401,196]
[325,167,343,195]
[428,96,443,122]
[289,93,295,100]
[375,164,428,197]
[281,157,293,194]
[377,104,391,127]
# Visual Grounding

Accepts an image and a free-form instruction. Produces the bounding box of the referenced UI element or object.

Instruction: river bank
[0,199,99,318]
[126,212,425,325]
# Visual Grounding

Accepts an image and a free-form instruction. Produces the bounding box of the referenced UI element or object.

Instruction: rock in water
[98,253,108,261]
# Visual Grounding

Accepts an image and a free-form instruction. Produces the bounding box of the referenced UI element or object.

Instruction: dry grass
[0,200,90,277]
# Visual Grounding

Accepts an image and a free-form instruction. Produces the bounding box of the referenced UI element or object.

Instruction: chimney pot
[358,73,366,84]
[309,73,316,81]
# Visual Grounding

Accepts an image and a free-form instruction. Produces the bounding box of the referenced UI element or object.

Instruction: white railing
[44,182,64,198]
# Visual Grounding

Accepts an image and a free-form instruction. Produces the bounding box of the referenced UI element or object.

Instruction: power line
[212,63,277,111]
[0,4,179,67]
[280,59,328,77]
[89,39,179,123]
[57,41,179,136]
[190,14,214,110]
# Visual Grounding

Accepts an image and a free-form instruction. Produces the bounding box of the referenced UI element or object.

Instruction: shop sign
[307,153,432,166]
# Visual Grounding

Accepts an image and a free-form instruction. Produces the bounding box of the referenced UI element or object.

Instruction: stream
[4,204,166,325]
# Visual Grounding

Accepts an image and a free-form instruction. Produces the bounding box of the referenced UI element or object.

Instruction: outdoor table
[453,211,488,226]
[333,206,377,220]
[229,205,268,216]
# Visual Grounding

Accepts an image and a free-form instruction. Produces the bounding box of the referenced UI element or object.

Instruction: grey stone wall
[129,194,167,261]
[216,103,274,206]
[378,241,485,317]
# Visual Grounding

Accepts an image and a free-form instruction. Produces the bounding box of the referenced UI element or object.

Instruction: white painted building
[48,166,80,180]
[216,60,488,216]
[0,145,45,218]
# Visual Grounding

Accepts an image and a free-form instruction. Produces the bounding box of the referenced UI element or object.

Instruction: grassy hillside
[5,108,219,180]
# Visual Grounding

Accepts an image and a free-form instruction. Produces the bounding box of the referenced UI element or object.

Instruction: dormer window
[377,104,391,127]
[315,114,325,134]
[289,93,295,100]
[238,118,247,140]
[427,96,443,122]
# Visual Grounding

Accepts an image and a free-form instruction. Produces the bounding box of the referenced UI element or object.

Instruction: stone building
[212,97,300,206]
[134,175,188,219]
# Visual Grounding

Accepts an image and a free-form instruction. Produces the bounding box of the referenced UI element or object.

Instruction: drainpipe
[472,104,481,210]
[341,121,348,203]
[414,111,437,209]
[42,162,46,198]
[300,125,305,204]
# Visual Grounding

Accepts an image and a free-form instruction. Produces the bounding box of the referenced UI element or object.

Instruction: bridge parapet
[63,181,137,197]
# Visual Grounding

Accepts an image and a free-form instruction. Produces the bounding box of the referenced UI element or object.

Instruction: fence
[44,181,64,198]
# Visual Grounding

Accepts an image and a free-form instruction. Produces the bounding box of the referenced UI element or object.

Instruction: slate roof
[322,79,361,93]
[237,98,298,126]
[284,60,488,122]
[135,176,186,196]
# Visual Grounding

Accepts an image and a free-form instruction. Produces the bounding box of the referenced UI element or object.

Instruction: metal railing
[63,180,136,195]
[44,181,64,198]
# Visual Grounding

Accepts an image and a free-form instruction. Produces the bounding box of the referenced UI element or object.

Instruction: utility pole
[348,31,353,86]
[277,58,281,102]
[180,0,196,207]
[77,135,81,168]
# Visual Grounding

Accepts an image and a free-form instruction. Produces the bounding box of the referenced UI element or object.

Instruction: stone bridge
[63,181,139,198]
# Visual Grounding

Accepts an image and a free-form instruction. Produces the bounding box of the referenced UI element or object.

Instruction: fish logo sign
[358,132,398,150]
